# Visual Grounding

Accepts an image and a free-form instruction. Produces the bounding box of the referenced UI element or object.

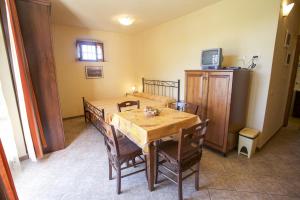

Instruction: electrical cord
[248,56,258,69]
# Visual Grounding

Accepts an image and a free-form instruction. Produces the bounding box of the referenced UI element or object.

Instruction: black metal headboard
[142,78,180,102]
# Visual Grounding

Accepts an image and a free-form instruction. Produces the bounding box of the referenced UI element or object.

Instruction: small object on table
[144,106,160,117]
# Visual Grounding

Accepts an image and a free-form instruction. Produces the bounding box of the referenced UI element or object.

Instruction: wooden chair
[117,100,140,112]
[155,120,209,200]
[175,101,199,115]
[98,117,146,194]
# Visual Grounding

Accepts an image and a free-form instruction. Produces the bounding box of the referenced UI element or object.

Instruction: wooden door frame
[0,140,19,200]
[0,0,45,159]
[284,35,300,126]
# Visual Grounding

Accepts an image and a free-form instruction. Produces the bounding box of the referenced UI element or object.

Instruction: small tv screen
[201,48,222,69]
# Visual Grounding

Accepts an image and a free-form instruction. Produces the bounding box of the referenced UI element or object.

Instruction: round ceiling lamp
[118,16,135,26]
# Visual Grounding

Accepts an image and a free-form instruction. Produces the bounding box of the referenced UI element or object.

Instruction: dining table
[111,107,200,191]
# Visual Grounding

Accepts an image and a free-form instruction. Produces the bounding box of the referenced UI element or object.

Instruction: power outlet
[236,56,246,67]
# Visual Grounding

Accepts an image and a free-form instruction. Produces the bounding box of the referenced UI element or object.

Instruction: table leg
[146,142,155,191]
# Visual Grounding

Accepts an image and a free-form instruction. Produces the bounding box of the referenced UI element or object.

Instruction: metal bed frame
[83,78,181,130]
[142,77,180,102]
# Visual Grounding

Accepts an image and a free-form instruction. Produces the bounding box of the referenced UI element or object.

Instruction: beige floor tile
[209,189,237,200]
[233,191,271,200]
[206,173,236,190]
[270,194,300,200]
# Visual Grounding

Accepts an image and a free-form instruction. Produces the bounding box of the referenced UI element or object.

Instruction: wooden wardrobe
[16,0,65,153]
[185,69,250,155]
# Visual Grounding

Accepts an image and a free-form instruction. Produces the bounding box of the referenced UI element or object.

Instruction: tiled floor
[13,117,300,200]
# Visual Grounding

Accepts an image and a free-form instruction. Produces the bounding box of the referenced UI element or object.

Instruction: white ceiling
[51,0,222,33]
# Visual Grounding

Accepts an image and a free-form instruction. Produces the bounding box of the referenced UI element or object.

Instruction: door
[16,0,65,153]
[293,91,300,117]
[1,0,46,159]
[205,72,232,152]
[284,36,300,125]
[185,71,207,119]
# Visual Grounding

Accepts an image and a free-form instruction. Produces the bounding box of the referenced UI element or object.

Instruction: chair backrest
[117,100,140,112]
[196,107,203,121]
[177,119,209,165]
[176,102,199,115]
[98,117,120,158]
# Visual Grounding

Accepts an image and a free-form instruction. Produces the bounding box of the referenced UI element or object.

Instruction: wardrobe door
[185,71,207,120]
[205,72,232,152]
[16,0,65,153]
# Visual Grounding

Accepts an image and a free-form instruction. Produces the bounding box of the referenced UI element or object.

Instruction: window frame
[76,40,104,62]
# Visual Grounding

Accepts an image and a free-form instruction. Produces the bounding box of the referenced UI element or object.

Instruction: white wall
[52,25,137,118]
[133,0,280,143]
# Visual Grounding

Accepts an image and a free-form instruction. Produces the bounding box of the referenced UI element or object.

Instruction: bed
[82,78,180,132]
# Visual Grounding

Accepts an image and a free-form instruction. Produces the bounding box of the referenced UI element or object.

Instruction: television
[201,48,223,69]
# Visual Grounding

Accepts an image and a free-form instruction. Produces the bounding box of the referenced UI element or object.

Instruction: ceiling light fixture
[118,16,134,26]
[282,2,295,17]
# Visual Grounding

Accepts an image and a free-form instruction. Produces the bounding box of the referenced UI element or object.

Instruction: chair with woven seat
[98,117,146,194]
[117,100,140,112]
[174,101,199,115]
[155,120,209,200]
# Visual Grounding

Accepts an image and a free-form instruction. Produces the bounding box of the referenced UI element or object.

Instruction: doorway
[284,35,300,126]
[0,83,21,170]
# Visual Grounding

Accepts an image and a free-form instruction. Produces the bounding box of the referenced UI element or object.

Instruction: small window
[76,40,104,62]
